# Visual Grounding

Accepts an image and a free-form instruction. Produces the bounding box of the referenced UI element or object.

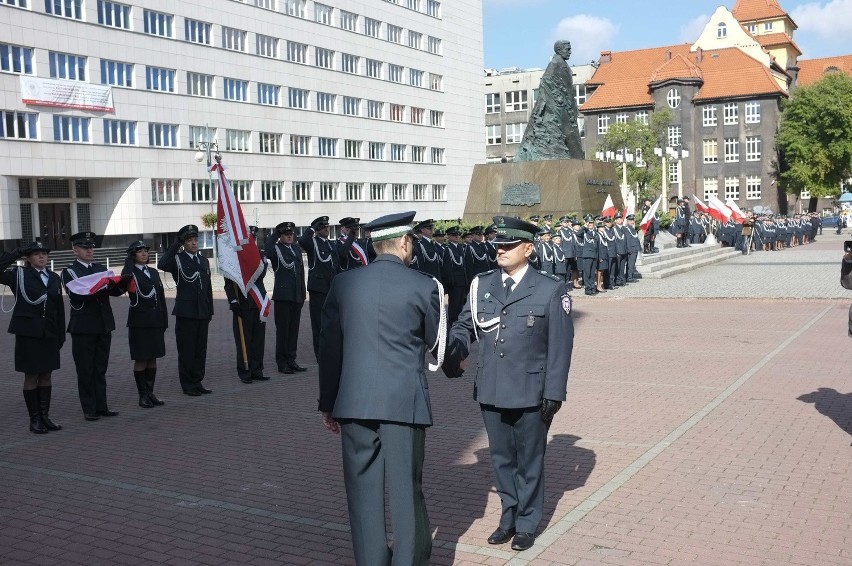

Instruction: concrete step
[637,245,741,279]
[637,242,722,267]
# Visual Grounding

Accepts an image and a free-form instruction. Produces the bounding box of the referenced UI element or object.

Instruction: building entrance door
[38,203,72,250]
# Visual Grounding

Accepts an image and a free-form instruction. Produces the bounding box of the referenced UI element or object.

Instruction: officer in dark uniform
[464,226,491,286]
[613,215,629,286]
[484,224,498,269]
[579,215,598,295]
[534,229,556,276]
[440,226,468,324]
[624,215,642,282]
[445,215,573,552]
[158,224,214,396]
[62,231,124,420]
[265,221,307,374]
[410,219,442,280]
[0,242,65,434]
[601,217,618,288]
[595,219,610,293]
[641,198,659,253]
[299,216,339,362]
[319,211,444,566]
[337,217,365,271]
[673,197,691,247]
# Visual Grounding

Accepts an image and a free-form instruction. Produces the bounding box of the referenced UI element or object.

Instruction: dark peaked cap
[492,216,539,244]
[363,211,416,242]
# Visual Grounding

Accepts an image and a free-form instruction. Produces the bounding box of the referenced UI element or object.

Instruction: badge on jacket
[561,294,572,315]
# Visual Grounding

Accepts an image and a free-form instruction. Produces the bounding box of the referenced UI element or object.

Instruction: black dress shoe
[239,376,253,384]
[252,375,271,381]
[487,527,515,545]
[97,409,119,417]
[84,413,100,421]
[279,366,295,374]
[197,386,212,394]
[183,389,202,397]
[511,532,535,551]
[289,362,307,372]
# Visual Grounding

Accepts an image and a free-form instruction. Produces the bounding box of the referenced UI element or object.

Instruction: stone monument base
[463,159,623,224]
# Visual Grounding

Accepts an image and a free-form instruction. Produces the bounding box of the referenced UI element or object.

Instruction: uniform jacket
[441,242,467,289]
[336,231,364,272]
[559,227,576,258]
[61,260,122,334]
[534,241,556,275]
[0,252,66,341]
[464,241,492,286]
[264,235,306,303]
[298,228,338,294]
[579,228,598,259]
[121,260,168,329]
[625,224,642,253]
[157,242,214,320]
[412,237,442,280]
[318,254,442,426]
[447,268,573,408]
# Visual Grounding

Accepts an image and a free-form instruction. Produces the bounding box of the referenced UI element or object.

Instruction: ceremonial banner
[640,196,661,232]
[20,76,114,112]
[64,271,122,295]
[601,194,616,218]
[692,194,710,214]
[726,199,747,223]
[707,195,733,223]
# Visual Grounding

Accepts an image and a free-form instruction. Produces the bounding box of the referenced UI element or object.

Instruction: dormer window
[764,22,773,31]
[667,88,681,109]
[747,24,756,34]
[717,22,727,38]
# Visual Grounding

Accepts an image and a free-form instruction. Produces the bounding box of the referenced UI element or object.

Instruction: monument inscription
[501,182,541,206]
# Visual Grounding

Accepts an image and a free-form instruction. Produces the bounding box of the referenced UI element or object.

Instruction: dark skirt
[15,336,61,373]
[128,326,166,360]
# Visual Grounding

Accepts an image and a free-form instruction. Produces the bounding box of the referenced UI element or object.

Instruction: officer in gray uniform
[265,222,307,374]
[579,215,598,295]
[613,215,629,286]
[319,211,445,566]
[624,215,642,282]
[445,216,573,552]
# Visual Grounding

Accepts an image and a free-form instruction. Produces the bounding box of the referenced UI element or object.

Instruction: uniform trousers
[607,257,619,286]
[626,252,638,281]
[175,317,209,392]
[232,311,265,379]
[340,420,431,566]
[614,254,627,285]
[481,404,548,534]
[446,286,467,325]
[582,258,596,293]
[72,332,112,414]
[274,300,303,369]
[308,291,327,362]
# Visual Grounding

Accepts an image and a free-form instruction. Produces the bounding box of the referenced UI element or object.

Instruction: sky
[483,0,852,70]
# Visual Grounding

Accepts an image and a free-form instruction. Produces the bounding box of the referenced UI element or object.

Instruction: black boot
[145,367,164,406]
[134,371,154,408]
[676,235,683,248]
[37,386,61,431]
[23,389,48,434]
[643,242,650,254]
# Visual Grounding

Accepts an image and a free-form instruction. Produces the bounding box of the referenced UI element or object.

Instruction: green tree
[777,73,852,205]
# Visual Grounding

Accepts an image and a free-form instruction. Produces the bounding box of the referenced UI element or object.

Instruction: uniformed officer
[62,231,125,420]
[265,222,308,374]
[624,215,642,282]
[595,219,610,293]
[122,241,168,408]
[319,211,445,566]
[534,230,556,276]
[337,217,366,272]
[445,215,573,551]
[612,215,629,287]
[484,225,499,269]
[673,197,691,248]
[440,226,468,324]
[298,216,339,362]
[551,232,568,282]
[158,224,214,396]
[641,198,660,253]
[601,217,618,289]
[0,242,65,434]
[411,219,442,280]
[465,226,491,286]
[579,215,598,296]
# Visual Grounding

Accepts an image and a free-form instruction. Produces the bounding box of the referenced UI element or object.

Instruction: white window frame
[724,177,740,200]
[408,30,422,49]
[344,140,361,159]
[368,142,384,160]
[0,43,34,75]
[317,92,335,113]
[259,132,282,154]
[143,9,173,37]
[427,36,441,54]
[486,93,500,114]
[390,143,405,161]
[1,110,38,140]
[314,3,332,25]
[148,123,178,148]
[724,138,739,163]
[261,181,284,202]
[746,176,761,200]
[667,88,681,108]
[746,136,761,161]
[392,184,407,201]
[409,68,423,87]
[184,18,211,44]
[410,107,424,124]
[667,125,681,147]
[318,137,337,157]
[431,147,445,164]
[290,135,310,155]
[100,60,133,87]
[723,103,738,125]
[146,66,175,92]
[151,179,180,203]
[320,182,338,201]
[505,90,528,112]
[342,53,359,74]
[49,51,86,81]
[340,11,357,31]
[745,101,761,124]
[46,0,82,19]
[370,183,385,201]
[284,0,305,18]
[366,59,382,79]
[429,73,442,91]
[703,105,717,127]
[387,24,402,43]
[411,146,425,162]
[257,83,279,106]
[257,34,278,58]
[103,118,136,145]
[227,129,251,152]
[343,96,360,116]
[223,78,248,102]
[365,17,381,38]
[430,110,443,127]
[187,72,213,97]
[388,64,403,83]
[315,47,334,69]
[293,181,312,201]
[703,177,719,200]
[432,184,445,200]
[413,184,427,200]
[367,100,384,119]
[506,123,525,144]
[598,114,609,135]
[287,41,308,63]
[703,139,718,163]
[288,88,309,109]
[346,183,362,201]
[98,1,131,29]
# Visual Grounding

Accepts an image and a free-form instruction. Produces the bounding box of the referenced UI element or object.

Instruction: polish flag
[622,199,635,220]
[601,194,616,218]
[707,195,732,223]
[726,199,747,223]
[692,194,710,214]
[64,271,123,295]
[640,196,662,232]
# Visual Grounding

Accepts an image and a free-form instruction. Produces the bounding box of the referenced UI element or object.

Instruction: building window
[388,64,403,83]
[290,134,310,155]
[293,181,312,201]
[146,66,175,92]
[315,47,334,69]
[317,92,335,113]
[703,177,718,199]
[365,17,381,37]
[724,177,740,200]
[261,181,283,202]
[342,53,359,74]
[46,0,82,19]
[431,147,445,164]
[410,107,424,124]
[413,184,427,200]
[340,11,357,31]
[98,1,131,29]
[223,78,248,102]
[387,104,403,122]
[430,110,443,127]
[746,136,761,161]
[255,0,275,9]
[100,60,133,87]
[287,41,308,63]
[227,129,251,152]
[230,180,251,202]
[190,179,216,202]
[615,113,629,124]
[432,184,445,200]
[367,100,384,119]
[284,0,305,18]
[188,125,211,149]
[0,44,34,74]
[426,0,441,17]
[703,139,718,163]
[506,123,525,144]
[667,125,681,147]
[368,142,384,160]
[187,72,213,97]
[259,132,282,154]
[429,73,442,91]
[257,34,278,58]
[320,182,337,201]
[387,24,402,43]
[143,10,173,37]
[724,138,739,162]
[366,59,382,78]
[318,137,337,157]
[668,161,680,184]
[427,36,441,54]
[152,179,180,203]
[53,115,89,142]
[635,110,649,125]
[370,183,385,200]
[103,119,135,145]
[723,102,738,125]
[703,105,717,127]
[20,203,33,243]
[409,68,423,87]
[764,22,773,31]
[314,3,332,24]
[288,88,309,109]
[717,22,727,38]
[257,83,279,106]
[344,139,361,158]
[149,123,178,147]
[747,24,757,33]
[49,52,86,81]
[745,101,761,124]
[486,124,501,145]
[184,19,211,44]
[598,114,609,135]
[408,31,422,49]
[1,110,38,140]
[485,93,501,114]
[346,183,362,201]
[667,88,681,108]
[505,90,528,112]
[390,144,405,161]
[407,0,420,10]
[343,96,360,116]
[746,176,761,200]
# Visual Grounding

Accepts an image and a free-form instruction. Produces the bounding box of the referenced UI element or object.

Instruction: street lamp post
[595,148,635,213]
[653,145,689,214]
[193,124,219,273]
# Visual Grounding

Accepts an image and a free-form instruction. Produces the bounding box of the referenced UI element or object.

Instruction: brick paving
[0,231,850,565]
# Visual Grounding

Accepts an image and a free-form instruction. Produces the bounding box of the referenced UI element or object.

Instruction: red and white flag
[726,198,747,223]
[640,196,661,232]
[621,199,635,220]
[212,159,271,321]
[64,271,123,295]
[692,194,710,214]
[601,194,617,218]
[707,195,732,223]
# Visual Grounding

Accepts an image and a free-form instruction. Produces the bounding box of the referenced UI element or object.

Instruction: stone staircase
[636,233,741,279]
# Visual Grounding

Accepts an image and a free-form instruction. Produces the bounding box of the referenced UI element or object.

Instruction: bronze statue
[514,40,584,162]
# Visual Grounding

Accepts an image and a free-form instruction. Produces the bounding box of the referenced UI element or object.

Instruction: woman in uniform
[0,242,65,434]
[122,241,168,408]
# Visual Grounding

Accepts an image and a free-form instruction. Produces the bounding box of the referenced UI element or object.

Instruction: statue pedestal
[463,160,623,224]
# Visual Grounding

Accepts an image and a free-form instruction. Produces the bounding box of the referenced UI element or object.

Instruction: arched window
[667,88,681,109]
[717,22,727,38]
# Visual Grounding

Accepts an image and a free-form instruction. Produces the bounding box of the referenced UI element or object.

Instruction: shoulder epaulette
[476,269,497,278]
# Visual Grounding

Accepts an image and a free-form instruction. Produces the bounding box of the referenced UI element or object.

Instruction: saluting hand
[322,411,340,434]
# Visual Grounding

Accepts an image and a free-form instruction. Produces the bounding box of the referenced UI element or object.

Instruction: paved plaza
[0,233,850,565]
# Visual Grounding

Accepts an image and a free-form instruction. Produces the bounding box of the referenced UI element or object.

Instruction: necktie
[40,271,49,286]
[503,277,514,300]
[194,255,200,265]
[143,267,150,278]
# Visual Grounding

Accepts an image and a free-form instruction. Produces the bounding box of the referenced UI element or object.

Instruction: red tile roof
[754,32,801,55]
[732,0,788,21]
[797,55,852,86]
[650,53,703,84]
